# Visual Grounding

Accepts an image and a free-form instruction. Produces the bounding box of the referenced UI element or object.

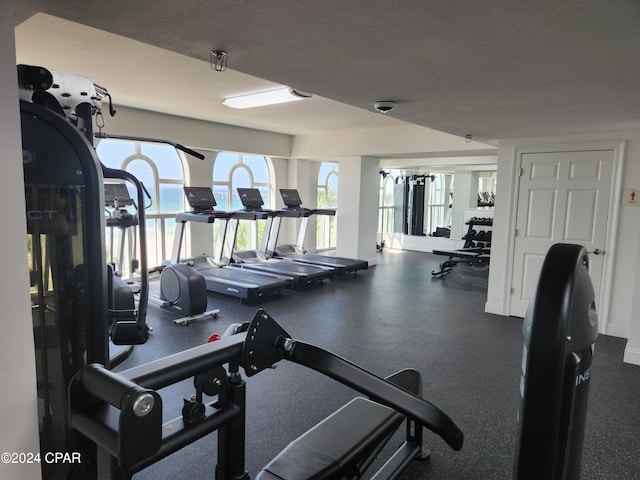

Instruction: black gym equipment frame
[22,99,111,479]
[513,243,598,479]
[20,66,151,479]
[69,308,463,479]
[430,246,490,276]
[102,166,151,345]
[95,132,205,161]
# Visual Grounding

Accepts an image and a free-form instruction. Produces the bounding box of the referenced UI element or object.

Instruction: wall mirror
[379,156,497,242]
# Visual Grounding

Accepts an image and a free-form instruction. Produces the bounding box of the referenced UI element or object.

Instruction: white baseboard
[382,233,465,253]
[485,301,507,316]
[623,346,640,366]
[605,323,629,339]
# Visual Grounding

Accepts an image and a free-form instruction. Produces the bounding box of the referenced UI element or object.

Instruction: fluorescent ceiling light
[223,87,311,109]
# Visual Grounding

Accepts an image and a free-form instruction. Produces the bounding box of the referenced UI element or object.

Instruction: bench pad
[256,397,404,480]
[256,369,421,480]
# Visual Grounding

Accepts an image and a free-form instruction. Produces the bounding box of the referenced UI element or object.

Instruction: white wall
[485,132,640,364]
[0,3,42,479]
[626,234,640,364]
[104,105,293,158]
[292,123,495,159]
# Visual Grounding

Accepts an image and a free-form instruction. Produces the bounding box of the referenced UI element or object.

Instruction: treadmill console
[184,186,217,212]
[280,189,304,209]
[237,188,265,210]
[104,183,133,207]
[279,188,332,216]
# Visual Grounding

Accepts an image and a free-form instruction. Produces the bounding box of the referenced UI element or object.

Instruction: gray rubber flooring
[119,250,639,480]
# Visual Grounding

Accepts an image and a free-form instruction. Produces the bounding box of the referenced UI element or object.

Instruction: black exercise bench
[431,247,490,276]
[256,369,426,480]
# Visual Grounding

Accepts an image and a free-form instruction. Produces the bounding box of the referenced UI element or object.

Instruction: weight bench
[256,369,428,480]
[431,247,490,276]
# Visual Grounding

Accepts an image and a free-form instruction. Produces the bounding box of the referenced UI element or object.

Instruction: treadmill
[269,189,368,274]
[230,188,334,288]
[169,187,290,302]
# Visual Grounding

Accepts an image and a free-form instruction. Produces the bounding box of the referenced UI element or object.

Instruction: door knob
[588,248,605,255]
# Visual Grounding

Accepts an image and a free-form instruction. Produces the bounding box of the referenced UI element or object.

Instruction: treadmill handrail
[232,209,274,220]
[275,208,311,218]
[312,208,336,216]
[175,211,232,224]
[276,207,313,218]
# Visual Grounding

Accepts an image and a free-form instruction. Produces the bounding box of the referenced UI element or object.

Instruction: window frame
[316,162,338,251]
[212,151,273,250]
[96,139,187,272]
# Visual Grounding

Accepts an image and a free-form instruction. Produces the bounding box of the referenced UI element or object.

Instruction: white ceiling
[12,1,640,146]
[14,14,405,138]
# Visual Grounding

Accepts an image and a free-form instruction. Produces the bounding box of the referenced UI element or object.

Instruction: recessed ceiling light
[223,87,311,109]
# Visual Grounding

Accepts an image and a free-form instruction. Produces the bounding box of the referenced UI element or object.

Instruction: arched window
[317,162,338,250]
[212,152,272,250]
[378,170,400,235]
[96,139,186,272]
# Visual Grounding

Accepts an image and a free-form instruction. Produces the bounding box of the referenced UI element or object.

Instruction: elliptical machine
[102,166,151,345]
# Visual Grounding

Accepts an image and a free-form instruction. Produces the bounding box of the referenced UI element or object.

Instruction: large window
[96,139,186,272]
[424,173,453,235]
[378,169,400,234]
[317,162,338,250]
[212,152,272,250]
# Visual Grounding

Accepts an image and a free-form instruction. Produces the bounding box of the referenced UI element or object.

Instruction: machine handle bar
[284,340,464,451]
[95,132,205,160]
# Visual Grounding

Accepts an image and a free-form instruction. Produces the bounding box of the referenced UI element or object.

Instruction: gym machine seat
[256,369,424,480]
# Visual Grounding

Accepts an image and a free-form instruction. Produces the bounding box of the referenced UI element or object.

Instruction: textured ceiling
[13,0,640,145]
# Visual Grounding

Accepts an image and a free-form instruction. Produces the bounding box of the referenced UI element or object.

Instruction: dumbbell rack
[462,217,493,249]
[431,217,492,276]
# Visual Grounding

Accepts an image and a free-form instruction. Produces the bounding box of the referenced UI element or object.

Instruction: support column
[337,156,379,265]
[286,158,320,251]
[188,150,216,257]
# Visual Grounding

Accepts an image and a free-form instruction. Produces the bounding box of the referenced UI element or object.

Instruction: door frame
[506,140,625,333]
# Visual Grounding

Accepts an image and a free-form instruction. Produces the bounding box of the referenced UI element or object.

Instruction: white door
[510,149,614,318]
